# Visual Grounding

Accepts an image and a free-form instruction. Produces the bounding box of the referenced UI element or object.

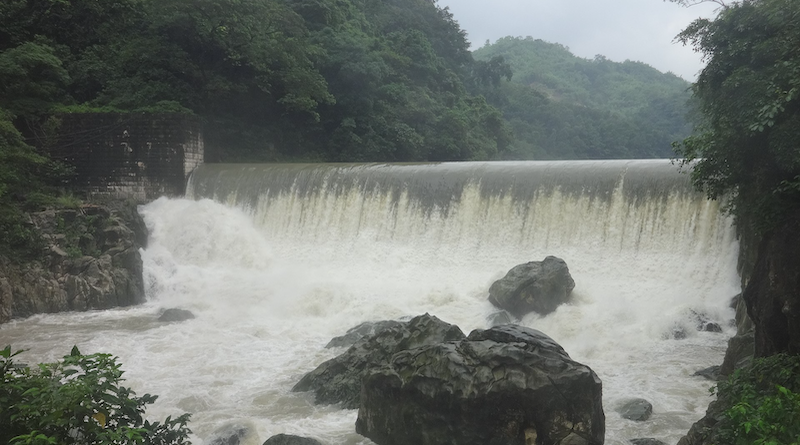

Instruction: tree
[673,0,800,233]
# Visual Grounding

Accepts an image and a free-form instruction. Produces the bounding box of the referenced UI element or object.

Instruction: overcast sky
[436,0,721,80]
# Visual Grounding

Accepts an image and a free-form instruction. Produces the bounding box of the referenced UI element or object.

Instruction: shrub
[0,346,191,445]
[714,354,800,445]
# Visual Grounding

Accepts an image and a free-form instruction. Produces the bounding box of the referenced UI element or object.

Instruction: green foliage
[473,37,693,159]
[55,212,103,258]
[713,354,800,445]
[673,0,800,233]
[0,42,69,116]
[0,345,191,445]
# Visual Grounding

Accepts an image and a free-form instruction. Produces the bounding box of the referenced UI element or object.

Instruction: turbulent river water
[0,160,741,445]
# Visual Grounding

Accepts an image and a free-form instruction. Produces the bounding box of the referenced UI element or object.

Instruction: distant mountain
[473,36,693,159]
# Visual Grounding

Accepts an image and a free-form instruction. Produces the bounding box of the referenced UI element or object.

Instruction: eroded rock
[292,313,465,409]
[488,256,575,318]
[356,324,604,445]
[0,202,146,323]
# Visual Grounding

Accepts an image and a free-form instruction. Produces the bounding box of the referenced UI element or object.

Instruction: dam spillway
[0,160,741,444]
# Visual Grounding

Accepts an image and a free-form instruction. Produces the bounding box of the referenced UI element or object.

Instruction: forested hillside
[474,37,693,159]
[0,0,513,163]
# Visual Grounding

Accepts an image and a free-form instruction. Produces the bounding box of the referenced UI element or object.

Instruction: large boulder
[488,256,575,318]
[356,325,604,445]
[292,313,465,409]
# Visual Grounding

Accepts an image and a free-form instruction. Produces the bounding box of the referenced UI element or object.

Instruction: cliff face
[743,209,800,356]
[679,209,800,445]
[0,201,148,323]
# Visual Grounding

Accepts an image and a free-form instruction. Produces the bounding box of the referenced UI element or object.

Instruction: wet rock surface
[617,398,653,421]
[630,439,667,445]
[158,308,196,322]
[356,324,604,445]
[292,313,465,409]
[325,320,404,348]
[204,421,258,445]
[0,201,147,323]
[693,365,722,381]
[262,434,322,445]
[488,256,575,318]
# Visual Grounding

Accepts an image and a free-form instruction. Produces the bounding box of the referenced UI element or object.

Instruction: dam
[0,160,740,444]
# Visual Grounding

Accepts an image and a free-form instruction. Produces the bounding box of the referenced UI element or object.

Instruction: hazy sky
[436,0,721,80]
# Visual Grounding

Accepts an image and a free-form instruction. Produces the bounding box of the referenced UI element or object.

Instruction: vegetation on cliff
[1,346,191,445]
[673,0,800,235]
[673,0,800,443]
[713,354,800,445]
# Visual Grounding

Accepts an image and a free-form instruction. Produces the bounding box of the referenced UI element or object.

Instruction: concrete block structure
[48,113,203,202]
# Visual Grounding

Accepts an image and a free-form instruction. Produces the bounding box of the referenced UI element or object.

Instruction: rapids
[0,160,740,445]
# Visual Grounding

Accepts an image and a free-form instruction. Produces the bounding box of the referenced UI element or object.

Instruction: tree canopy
[473,37,693,159]
[0,0,515,163]
[673,0,800,233]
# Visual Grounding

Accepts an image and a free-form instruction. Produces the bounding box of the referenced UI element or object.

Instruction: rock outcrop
[356,324,604,445]
[678,210,800,445]
[292,313,465,409]
[488,256,575,318]
[0,202,147,323]
[742,211,800,356]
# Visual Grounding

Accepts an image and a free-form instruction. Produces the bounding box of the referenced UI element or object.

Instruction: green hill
[473,36,693,159]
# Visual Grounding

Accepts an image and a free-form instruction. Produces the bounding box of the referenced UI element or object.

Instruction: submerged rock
[486,310,514,327]
[204,421,258,445]
[693,365,722,381]
[262,434,321,445]
[158,308,195,322]
[292,313,465,409]
[617,398,653,421]
[325,320,403,348]
[488,256,575,318]
[630,439,667,445]
[356,324,604,445]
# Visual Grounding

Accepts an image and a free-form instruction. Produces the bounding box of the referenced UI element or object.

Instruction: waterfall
[0,160,740,445]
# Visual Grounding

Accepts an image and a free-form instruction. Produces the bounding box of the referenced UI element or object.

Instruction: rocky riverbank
[678,209,800,445]
[0,201,148,323]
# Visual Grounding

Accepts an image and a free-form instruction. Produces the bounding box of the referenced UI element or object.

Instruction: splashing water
[0,161,740,445]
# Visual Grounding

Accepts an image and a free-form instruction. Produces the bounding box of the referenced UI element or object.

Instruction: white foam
[0,163,739,445]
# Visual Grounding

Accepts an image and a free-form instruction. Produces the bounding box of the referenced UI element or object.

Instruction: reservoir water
[0,160,740,445]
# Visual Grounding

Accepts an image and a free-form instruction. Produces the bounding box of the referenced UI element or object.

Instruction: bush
[0,346,191,445]
[714,354,800,445]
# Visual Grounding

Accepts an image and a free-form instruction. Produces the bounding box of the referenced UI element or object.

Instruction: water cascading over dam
[0,160,741,445]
